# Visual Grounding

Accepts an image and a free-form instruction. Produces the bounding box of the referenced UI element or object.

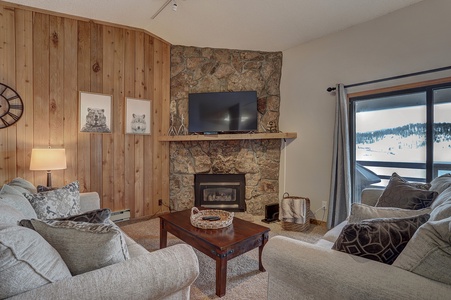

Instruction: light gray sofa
[263,175,451,300]
[0,180,199,300]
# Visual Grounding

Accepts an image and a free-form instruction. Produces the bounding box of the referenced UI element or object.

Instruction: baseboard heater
[110,209,131,222]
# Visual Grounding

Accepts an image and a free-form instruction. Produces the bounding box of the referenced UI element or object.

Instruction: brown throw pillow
[389,172,431,190]
[332,214,430,264]
[376,174,437,209]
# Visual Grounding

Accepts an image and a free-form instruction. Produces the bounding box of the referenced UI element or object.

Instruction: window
[350,81,451,203]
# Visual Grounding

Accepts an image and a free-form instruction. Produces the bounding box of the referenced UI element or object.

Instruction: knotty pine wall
[0,3,170,218]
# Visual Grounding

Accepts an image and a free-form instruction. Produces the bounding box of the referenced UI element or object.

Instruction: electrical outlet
[321,201,327,209]
[158,199,163,206]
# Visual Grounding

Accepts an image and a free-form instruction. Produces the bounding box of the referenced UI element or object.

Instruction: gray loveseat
[0,178,199,300]
[263,174,451,300]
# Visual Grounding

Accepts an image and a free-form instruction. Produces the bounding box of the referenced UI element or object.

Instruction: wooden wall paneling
[101,25,115,211]
[0,6,7,184]
[143,34,154,215]
[89,22,103,198]
[151,39,164,212]
[160,42,171,211]
[62,17,78,185]
[1,3,173,219]
[14,9,34,182]
[0,6,16,184]
[49,15,65,188]
[32,12,50,186]
[134,32,147,216]
[123,29,135,216]
[112,27,125,212]
[76,20,91,192]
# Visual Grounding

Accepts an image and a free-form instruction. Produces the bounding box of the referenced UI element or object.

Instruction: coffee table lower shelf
[159,209,270,297]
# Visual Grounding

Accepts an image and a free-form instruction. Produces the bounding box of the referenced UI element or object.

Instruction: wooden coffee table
[159,209,270,297]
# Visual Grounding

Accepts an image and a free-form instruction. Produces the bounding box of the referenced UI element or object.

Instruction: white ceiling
[5,0,424,51]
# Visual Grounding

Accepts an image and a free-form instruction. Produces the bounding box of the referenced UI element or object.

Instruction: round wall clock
[0,83,24,129]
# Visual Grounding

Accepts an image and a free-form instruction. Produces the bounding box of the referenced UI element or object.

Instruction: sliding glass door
[350,82,451,203]
[433,87,451,177]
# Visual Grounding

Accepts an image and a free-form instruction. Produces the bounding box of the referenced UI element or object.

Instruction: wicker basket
[281,194,311,232]
[190,207,234,230]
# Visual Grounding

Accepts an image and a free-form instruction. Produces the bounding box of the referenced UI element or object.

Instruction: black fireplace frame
[194,174,246,212]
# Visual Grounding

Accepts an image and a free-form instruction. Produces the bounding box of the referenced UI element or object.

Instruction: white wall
[279,0,451,222]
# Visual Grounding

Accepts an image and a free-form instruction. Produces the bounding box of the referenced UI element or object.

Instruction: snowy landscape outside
[355,101,451,184]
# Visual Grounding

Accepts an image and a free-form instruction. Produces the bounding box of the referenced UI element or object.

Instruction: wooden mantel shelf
[158,132,297,142]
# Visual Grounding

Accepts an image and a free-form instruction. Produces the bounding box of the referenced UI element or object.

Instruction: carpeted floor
[119,213,327,300]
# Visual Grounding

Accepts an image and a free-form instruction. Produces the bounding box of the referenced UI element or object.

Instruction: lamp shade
[30,148,67,171]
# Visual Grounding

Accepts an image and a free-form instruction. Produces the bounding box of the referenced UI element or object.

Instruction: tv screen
[188,91,258,134]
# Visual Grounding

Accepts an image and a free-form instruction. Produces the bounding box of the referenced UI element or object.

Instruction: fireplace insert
[194,174,245,212]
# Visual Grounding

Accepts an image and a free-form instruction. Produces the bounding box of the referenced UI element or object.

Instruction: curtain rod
[326,65,451,92]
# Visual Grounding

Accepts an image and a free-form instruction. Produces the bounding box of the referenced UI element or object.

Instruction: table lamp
[30,148,67,188]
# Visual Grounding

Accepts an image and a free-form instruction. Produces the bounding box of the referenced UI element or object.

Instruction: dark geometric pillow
[376,174,438,209]
[55,208,111,223]
[332,214,430,265]
[19,208,111,230]
[37,185,57,192]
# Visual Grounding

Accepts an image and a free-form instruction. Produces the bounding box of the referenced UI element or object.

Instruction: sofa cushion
[0,184,37,219]
[23,181,81,219]
[430,173,451,194]
[429,187,451,221]
[25,219,130,275]
[376,174,437,209]
[393,216,451,285]
[7,177,37,194]
[332,214,429,264]
[0,223,71,299]
[349,203,431,223]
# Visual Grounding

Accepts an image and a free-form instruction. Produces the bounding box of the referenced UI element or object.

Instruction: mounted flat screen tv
[188,91,258,134]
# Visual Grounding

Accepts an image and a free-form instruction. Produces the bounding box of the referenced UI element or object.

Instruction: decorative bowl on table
[190,207,234,229]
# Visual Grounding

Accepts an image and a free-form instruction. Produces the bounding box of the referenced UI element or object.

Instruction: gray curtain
[327,84,352,229]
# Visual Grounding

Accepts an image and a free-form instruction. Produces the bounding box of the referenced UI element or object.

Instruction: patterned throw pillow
[25,219,129,275]
[56,208,112,223]
[19,208,112,230]
[23,181,80,219]
[332,214,430,265]
[376,174,438,209]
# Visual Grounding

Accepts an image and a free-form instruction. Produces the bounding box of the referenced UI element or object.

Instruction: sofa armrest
[9,244,199,300]
[79,192,100,213]
[263,236,451,300]
[361,187,384,206]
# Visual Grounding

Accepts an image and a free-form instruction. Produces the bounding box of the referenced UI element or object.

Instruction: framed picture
[79,92,112,133]
[125,98,152,135]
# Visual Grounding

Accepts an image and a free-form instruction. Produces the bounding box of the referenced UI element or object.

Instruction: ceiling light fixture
[151,0,178,20]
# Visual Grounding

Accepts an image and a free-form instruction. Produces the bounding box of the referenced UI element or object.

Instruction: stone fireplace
[169,139,281,214]
[170,45,283,215]
[194,174,246,212]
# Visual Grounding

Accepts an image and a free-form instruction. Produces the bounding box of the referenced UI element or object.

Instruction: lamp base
[46,171,52,188]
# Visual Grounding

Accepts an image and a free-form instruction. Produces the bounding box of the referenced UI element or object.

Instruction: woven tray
[190,207,234,229]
